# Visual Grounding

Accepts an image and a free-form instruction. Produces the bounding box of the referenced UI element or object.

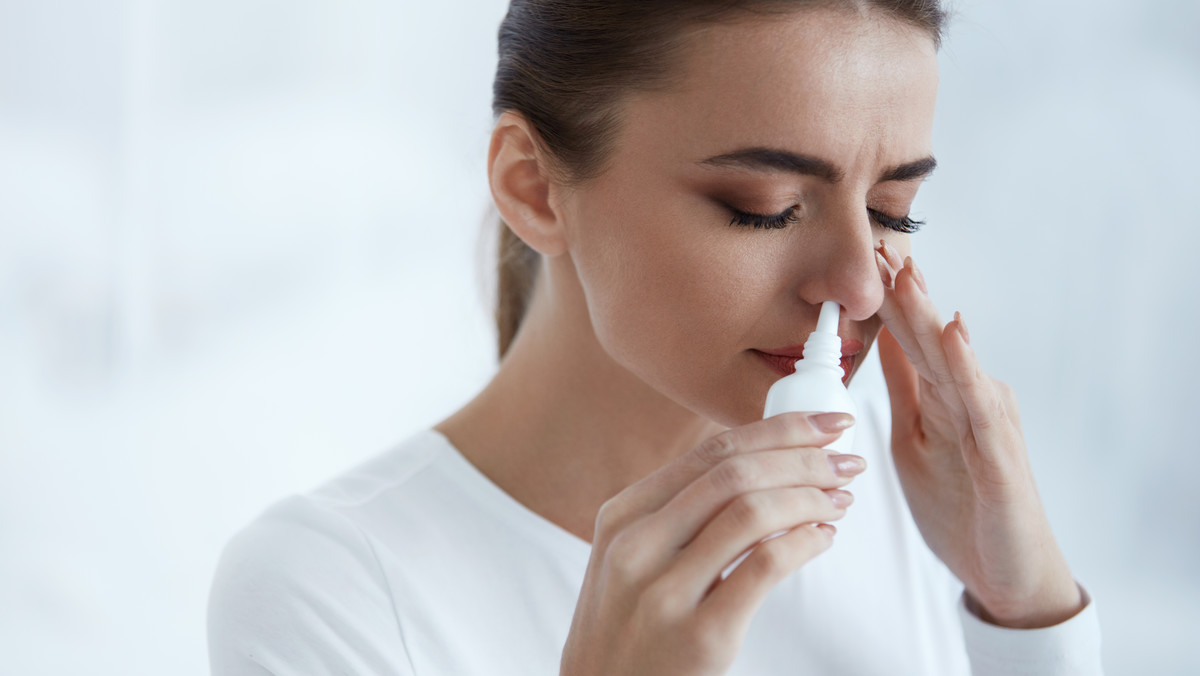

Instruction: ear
[487,111,568,257]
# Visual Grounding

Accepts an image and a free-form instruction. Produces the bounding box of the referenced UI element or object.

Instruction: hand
[560,411,863,676]
[873,240,1084,628]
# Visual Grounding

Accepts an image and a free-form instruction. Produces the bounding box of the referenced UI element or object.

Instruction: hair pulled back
[491,0,947,360]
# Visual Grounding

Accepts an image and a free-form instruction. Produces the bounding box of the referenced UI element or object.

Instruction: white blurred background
[1,0,1196,673]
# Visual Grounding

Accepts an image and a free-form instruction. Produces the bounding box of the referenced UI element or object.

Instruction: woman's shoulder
[209,429,455,602]
[304,428,456,509]
[215,428,455,566]
[205,429,455,673]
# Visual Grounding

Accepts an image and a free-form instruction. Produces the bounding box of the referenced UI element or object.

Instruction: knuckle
[976,397,1010,432]
[748,536,791,577]
[804,450,839,484]
[695,431,738,465]
[603,528,648,583]
[801,486,833,510]
[711,457,757,493]
[639,578,687,623]
[991,392,1010,417]
[593,498,624,541]
[779,411,815,437]
[793,525,833,558]
[799,488,838,522]
[974,412,999,432]
[952,362,976,386]
[727,492,770,530]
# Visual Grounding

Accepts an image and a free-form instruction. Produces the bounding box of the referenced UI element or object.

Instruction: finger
[875,247,896,291]
[892,257,971,424]
[876,327,922,441]
[644,446,863,553]
[696,523,835,639]
[597,411,854,539]
[893,256,954,386]
[941,312,1023,470]
[875,247,938,383]
[879,238,905,272]
[665,486,849,603]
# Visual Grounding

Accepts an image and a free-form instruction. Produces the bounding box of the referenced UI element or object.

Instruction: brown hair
[490,0,948,360]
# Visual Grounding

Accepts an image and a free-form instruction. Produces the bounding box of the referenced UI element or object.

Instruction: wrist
[966,578,1085,629]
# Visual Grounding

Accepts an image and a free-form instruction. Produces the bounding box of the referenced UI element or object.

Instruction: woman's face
[556,8,939,427]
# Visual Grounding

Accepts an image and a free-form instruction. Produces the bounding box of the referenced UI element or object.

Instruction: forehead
[618,8,939,179]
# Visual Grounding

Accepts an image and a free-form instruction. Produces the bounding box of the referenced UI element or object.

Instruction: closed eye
[725,204,924,233]
[726,205,801,230]
[868,208,924,234]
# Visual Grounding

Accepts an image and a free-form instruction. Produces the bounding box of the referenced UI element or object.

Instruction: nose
[791,207,885,321]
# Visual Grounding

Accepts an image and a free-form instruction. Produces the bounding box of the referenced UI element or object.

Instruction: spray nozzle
[800,300,843,371]
[815,300,840,335]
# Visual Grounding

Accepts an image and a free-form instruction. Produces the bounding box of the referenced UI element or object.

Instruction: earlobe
[488,111,568,257]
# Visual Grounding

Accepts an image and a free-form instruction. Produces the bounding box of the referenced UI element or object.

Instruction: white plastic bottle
[762,300,857,454]
[721,300,859,580]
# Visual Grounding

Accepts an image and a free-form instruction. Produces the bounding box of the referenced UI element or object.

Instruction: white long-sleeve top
[207,349,1103,675]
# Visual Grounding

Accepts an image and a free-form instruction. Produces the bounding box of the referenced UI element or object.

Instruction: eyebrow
[698,147,937,184]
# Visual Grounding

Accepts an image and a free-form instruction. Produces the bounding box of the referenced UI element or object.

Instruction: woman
[208,1,1104,674]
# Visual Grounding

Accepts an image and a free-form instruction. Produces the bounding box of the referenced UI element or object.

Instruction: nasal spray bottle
[762,300,857,454]
[722,300,857,580]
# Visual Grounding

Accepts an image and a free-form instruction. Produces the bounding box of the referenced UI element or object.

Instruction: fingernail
[875,250,894,289]
[808,412,855,433]
[955,310,970,345]
[829,454,866,477]
[829,490,855,508]
[881,239,903,268]
[904,256,928,295]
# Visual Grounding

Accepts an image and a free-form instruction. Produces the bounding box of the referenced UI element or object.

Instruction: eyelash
[727,206,925,234]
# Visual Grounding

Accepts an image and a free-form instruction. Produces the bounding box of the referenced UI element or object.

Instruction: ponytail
[495,214,541,360]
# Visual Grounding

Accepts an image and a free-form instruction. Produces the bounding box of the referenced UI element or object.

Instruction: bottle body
[762,363,858,454]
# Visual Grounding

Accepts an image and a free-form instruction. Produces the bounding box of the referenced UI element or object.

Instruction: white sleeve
[207,496,416,676]
[958,582,1104,675]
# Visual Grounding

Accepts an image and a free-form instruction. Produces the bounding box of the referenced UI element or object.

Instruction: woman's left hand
[872,240,1084,629]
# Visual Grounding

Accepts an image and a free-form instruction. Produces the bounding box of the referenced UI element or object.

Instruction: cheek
[572,199,764,365]
[564,184,793,425]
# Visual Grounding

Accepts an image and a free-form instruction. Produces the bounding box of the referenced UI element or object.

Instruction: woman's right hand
[559,411,864,676]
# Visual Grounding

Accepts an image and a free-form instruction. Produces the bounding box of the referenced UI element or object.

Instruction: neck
[434,255,726,544]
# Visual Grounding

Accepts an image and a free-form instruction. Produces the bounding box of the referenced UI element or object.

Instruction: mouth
[752,338,864,385]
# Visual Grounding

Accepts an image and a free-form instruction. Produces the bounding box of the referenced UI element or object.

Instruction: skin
[436,7,1083,631]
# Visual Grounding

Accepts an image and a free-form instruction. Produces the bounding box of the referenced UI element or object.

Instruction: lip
[753,338,864,384]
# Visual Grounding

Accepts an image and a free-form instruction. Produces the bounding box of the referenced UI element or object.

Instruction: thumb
[877,327,921,441]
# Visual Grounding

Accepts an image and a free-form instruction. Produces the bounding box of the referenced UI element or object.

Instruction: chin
[704,393,773,429]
